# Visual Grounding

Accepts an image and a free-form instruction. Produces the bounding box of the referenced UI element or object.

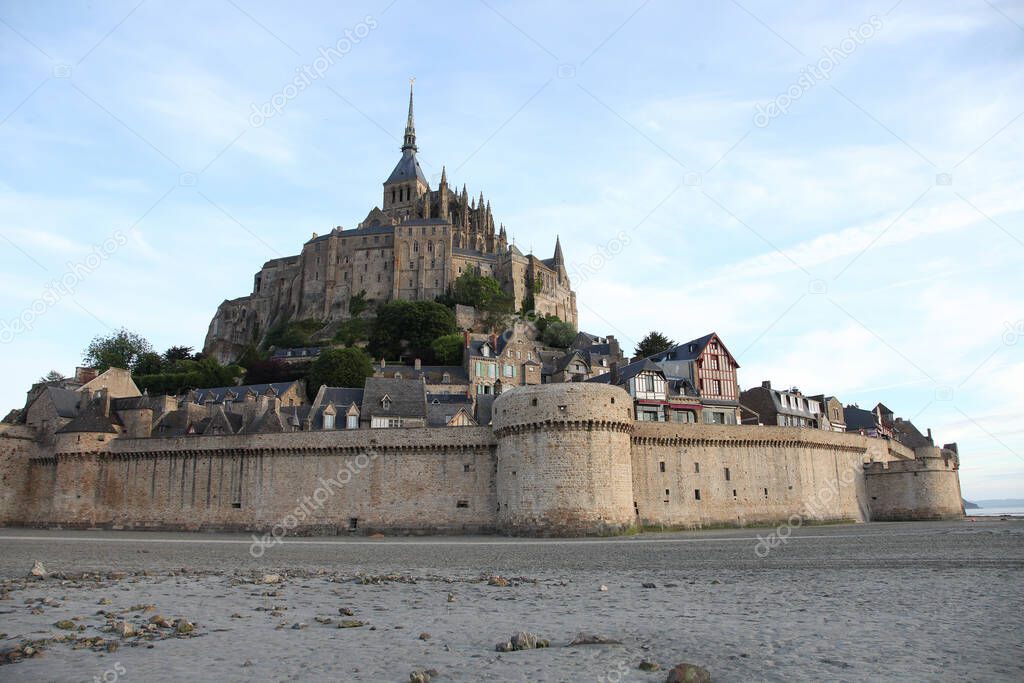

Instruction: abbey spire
[383,79,428,214]
[402,78,417,152]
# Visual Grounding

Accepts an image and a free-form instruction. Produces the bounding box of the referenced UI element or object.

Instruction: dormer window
[442,373,451,384]
[394,372,402,380]
[481,344,491,357]
[323,413,335,430]
[381,395,392,410]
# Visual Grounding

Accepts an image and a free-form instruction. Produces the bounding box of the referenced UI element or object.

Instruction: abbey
[204,84,577,363]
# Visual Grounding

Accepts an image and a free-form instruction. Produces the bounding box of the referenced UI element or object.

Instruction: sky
[0,0,1022,500]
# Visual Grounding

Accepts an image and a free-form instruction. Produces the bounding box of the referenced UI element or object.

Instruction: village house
[644,333,741,424]
[739,381,823,428]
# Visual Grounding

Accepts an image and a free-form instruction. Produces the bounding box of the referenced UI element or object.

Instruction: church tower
[383,80,429,218]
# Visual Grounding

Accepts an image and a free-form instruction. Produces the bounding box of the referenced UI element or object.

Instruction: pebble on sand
[30,561,47,578]
[665,662,711,683]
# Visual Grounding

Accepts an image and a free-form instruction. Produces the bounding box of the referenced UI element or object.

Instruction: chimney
[490,332,498,350]
[414,358,421,371]
[761,380,771,389]
[464,330,471,348]
[610,362,620,385]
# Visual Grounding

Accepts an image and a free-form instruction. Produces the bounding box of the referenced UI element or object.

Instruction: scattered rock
[642,582,657,589]
[106,641,119,653]
[409,670,431,683]
[338,619,365,628]
[496,631,548,651]
[640,660,661,671]
[599,585,609,592]
[30,561,46,578]
[339,607,355,616]
[487,576,509,587]
[175,619,194,635]
[665,662,711,683]
[446,592,455,603]
[97,598,112,605]
[54,620,76,630]
[41,597,60,607]
[418,632,431,641]
[568,633,623,646]
[291,622,307,630]
[710,579,721,585]
[261,574,282,585]
[114,621,136,638]
[314,616,333,624]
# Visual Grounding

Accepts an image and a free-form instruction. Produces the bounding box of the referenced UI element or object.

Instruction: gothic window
[427,241,433,253]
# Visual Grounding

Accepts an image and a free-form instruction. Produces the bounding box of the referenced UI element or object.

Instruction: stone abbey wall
[11,427,498,535]
[0,385,963,536]
[631,423,876,529]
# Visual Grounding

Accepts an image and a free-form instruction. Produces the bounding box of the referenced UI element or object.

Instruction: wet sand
[1,519,1022,682]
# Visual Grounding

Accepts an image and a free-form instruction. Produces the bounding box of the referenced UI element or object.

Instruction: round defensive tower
[491,383,635,536]
[864,446,964,521]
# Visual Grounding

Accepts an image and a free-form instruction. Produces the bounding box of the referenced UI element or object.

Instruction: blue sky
[1,0,1022,499]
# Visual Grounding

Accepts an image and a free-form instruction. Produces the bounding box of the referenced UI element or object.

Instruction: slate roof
[843,405,877,431]
[648,333,717,363]
[311,388,364,429]
[426,396,474,427]
[893,419,932,448]
[385,150,428,185]
[587,358,664,386]
[192,381,300,405]
[360,378,426,421]
[377,365,468,384]
[55,408,120,434]
[44,386,81,418]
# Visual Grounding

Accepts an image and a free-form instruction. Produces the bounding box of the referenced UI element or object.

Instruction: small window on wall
[724,467,731,481]
[694,462,700,474]
[348,517,358,531]
[764,488,769,498]
[694,489,701,501]
[659,461,666,473]
[456,500,469,508]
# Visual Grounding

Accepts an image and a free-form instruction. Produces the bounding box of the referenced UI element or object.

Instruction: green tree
[431,333,465,365]
[39,370,66,383]
[450,271,504,309]
[263,319,325,349]
[349,289,369,317]
[163,345,195,364]
[82,328,153,372]
[634,331,675,359]
[133,357,244,395]
[542,321,577,348]
[134,351,165,375]
[370,300,457,359]
[307,347,374,391]
[334,318,369,346]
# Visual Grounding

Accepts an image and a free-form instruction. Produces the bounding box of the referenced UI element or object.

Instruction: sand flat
[0,519,1021,681]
